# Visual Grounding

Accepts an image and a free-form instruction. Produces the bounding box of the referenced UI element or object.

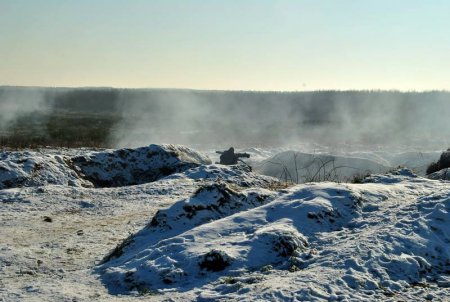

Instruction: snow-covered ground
[1,145,449,301]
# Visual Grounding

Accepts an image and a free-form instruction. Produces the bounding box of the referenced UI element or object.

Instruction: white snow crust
[97,168,450,301]
[1,146,449,302]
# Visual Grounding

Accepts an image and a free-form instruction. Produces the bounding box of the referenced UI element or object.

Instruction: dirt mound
[0,145,212,189]
[69,144,211,187]
[0,151,92,189]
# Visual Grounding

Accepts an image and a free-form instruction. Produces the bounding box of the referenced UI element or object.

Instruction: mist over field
[110,89,450,150]
[1,86,449,150]
[0,87,51,132]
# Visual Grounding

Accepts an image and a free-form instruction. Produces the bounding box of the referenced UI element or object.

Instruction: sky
[0,0,449,91]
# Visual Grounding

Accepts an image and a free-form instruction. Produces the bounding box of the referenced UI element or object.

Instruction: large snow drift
[98,169,450,301]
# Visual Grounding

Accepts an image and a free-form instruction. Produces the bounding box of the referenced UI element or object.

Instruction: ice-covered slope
[99,168,450,301]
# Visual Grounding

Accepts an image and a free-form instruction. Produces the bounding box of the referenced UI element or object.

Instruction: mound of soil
[0,151,92,189]
[0,145,212,189]
[69,144,212,187]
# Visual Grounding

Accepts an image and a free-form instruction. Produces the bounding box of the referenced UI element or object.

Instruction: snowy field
[1,145,449,301]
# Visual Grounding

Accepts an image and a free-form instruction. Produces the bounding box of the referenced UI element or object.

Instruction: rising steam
[0,87,51,133]
[0,87,449,151]
[110,90,450,150]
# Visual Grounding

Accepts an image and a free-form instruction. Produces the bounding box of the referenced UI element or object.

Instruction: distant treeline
[1,87,449,148]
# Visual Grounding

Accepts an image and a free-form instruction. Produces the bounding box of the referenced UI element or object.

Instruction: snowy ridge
[99,182,278,267]
[71,145,211,187]
[0,151,92,189]
[98,183,364,293]
[98,169,450,301]
[165,163,279,188]
[147,183,276,233]
[0,144,211,189]
[70,144,211,187]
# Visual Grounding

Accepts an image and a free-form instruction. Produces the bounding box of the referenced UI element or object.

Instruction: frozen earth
[0,144,210,189]
[1,145,449,301]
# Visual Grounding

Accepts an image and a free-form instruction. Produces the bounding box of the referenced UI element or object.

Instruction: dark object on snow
[216,147,250,165]
[43,216,52,223]
[199,249,233,272]
[426,149,450,175]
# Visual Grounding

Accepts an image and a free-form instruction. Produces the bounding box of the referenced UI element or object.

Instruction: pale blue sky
[0,0,449,90]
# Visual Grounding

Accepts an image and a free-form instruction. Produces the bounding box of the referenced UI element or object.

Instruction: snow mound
[0,145,211,189]
[428,168,450,180]
[363,167,418,183]
[69,144,211,187]
[98,183,362,293]
[166,163,279,188]
[148,183,276,233]
[100,183,277,265]
[0,151,92,189]
[98,172,450,300]
[255,151,390,183]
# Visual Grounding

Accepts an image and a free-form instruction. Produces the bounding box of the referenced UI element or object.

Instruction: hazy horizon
[2,85,450,94]
[1,86,449,151]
